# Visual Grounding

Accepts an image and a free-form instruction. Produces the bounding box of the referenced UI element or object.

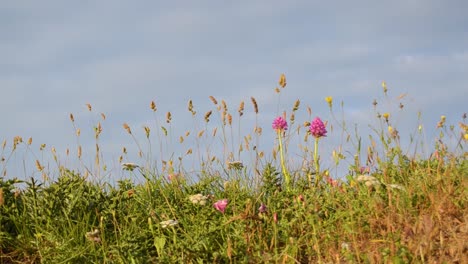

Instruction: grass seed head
[123,123,132,134]
[279,73,287,88]
[251,97,258,114]
[150,101,157,112]
[209,96,218,105]
[166,112,172,123]
[204,111,212,122]
[238,101,244,116]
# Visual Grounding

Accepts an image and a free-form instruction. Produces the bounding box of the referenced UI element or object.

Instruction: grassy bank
[1,76,467,263]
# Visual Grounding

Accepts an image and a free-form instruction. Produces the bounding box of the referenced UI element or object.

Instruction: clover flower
[213,199,228,213]
[272,116,288,131]
[258,203,267,214]
[189,194,208,205]
[310,117,327,138]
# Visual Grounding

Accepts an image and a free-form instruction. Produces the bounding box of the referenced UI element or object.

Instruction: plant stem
[277,130,291,191]
[314,137,321,187]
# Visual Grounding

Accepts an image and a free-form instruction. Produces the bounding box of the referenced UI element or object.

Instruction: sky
[1,1,467,183]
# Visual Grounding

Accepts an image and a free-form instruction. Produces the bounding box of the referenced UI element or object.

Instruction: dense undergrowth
[1,76,467,263]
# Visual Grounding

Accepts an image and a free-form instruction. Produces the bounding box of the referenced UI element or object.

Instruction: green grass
[1,76,467,263]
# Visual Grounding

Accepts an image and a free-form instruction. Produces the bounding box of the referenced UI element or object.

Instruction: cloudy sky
[1,1,467,182]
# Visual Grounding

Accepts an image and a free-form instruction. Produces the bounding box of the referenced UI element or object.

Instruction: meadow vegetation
[1,75,467,263]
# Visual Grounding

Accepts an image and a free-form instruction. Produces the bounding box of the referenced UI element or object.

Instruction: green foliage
[1,77,467,262]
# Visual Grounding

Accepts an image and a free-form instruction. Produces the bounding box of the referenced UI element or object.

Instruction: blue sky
[1,1,467,182]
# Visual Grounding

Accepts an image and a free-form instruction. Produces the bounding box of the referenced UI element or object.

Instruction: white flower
[356,174,381,187]
[189,194,208,205]
[341,242,350,251]
[160,219,178,228]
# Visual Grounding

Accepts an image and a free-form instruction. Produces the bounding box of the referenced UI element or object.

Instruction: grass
[1,75,467,263]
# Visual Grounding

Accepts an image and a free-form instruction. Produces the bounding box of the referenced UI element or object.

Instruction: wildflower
[382,81,387,93]
[388,126,399,139]
[356,175,381,187]
[167,173,179,182]
[464,133,468,141]
[359,166,370,174]
[85,229,101,243]
[272,116,288,131]
[258,203,267,214]
[341,242,350,251]
[160,219,178,228]
[273,116,291,190]
[122,162,139,171]
[437,115,446,128]
[189,194,208,205]
[325,96,333,108]
[383,113,390,122]
[309,117,327,186]
[309,117,327,138]
[213,199,228,213]
[327,177,340,187]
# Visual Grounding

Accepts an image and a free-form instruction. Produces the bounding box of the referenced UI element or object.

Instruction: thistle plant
[272,116,291,190]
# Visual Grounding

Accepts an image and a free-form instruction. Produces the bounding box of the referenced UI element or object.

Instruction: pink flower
[310,117,327,138]
[359,166,370,174]
[213,199,228,213]
[327,177,340,187]
[272,116,288,131]
[258,203,267,213]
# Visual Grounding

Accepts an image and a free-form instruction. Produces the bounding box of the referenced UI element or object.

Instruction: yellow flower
[382,81,387,93]
[388,126,393,133]
[464,133,468,141]
[383,113,390,119]
[325,96,333,108]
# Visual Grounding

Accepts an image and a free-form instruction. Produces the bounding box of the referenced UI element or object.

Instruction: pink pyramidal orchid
[310,117,327,138]
[272,116,288,131]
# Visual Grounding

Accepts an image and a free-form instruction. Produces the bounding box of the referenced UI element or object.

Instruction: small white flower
[356,174,381,187]
[341,242,350,251]
[356,175,378,182]
[189,194,208,205]
[160,219,178,228]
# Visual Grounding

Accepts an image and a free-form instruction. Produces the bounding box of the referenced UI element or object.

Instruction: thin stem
[277,130,291,191]
[314,137,321,187]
